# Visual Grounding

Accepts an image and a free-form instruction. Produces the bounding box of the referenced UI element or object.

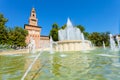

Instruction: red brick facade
[24,8,41,48]
[24,8,50,49]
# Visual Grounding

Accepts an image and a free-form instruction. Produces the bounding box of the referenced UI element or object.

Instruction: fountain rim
[57,40,90,43]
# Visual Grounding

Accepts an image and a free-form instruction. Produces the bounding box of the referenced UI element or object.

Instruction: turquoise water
[0,48,120,80]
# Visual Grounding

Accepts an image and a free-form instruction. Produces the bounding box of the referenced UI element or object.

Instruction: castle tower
[24,8,41,49]
[29,8,38,26]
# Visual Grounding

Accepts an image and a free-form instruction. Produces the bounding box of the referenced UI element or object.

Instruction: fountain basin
[55,40,92,51]
[0,48,120,80]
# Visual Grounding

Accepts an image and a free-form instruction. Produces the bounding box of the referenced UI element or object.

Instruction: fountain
[50,36,54,54]
[103,41,106,49]
[55,18,92,51]
[58,18,83,40]
[109,34,116,50]
[28,37,36,53]
[116,35,120,48]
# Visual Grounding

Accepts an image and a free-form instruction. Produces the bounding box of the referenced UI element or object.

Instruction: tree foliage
[88,32,110,46]
[52,23,59,29]
[8,27,28,47]
[0,13,8,44]
[76,25,85,32]
[49,23,59,41]
[0,13,28,48]
[61,24,66,29]
[83,32,90,39]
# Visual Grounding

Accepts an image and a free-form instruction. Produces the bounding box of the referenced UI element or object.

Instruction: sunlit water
[0,48,120,80]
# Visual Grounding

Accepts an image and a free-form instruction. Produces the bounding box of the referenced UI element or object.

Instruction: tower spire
[29,8,38,26]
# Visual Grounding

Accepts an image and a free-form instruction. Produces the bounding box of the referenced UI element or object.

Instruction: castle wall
[25,25,41,48]
[40,36,50,48]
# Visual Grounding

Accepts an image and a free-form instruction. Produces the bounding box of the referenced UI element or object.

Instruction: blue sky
[0,0,120,35]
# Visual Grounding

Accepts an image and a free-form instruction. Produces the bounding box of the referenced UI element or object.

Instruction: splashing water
[28,37,36,54]
[50,36,54,54]
[58,18,83,41]
[103,41,106,49]
[109,34,116,50]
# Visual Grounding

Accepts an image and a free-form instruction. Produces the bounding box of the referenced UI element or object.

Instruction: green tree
[83,32,90,39]
[7,28,14,45]
[88,32,102,46]
[52,23,59,29]
[100,32,110,46]
[61,24,66,29]
[0,13,28,49]
[8,27,28,47]
[76,25,85,32]
[49,23,59,41]
[0,13,8,44]
[88,32,110,46]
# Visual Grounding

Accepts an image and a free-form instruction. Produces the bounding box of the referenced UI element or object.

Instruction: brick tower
[24,8,41,48]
